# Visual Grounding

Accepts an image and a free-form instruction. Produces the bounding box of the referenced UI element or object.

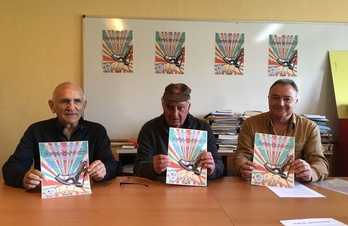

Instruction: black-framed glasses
[119,176,153,187]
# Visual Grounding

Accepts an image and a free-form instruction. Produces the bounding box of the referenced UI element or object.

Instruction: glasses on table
[119,176,153,187]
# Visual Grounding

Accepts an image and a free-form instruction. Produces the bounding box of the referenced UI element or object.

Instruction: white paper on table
[267,182,325,198]
[281,218,347,226]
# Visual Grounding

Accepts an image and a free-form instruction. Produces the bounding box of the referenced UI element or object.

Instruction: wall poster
[268,34,298,77]
[102,30,134,73]
[155,31,186,74]
[215,32,245,75]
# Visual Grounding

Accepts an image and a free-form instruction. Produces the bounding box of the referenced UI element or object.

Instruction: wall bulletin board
[83,16,348,139]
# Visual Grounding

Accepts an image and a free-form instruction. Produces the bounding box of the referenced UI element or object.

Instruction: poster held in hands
[39,141,92,198]
[166,127,208,186]
[251,132,295,188]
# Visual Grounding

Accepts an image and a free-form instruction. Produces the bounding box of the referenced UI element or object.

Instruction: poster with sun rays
[155,31,185,74]
[251,133,295,188]
[166,128,207,186]
[215,32,245,75]
[102,30,133,73]
[268,34,298,77]
[39,141,91,199]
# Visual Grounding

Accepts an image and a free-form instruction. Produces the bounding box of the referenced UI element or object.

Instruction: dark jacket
[2,117,121,188]
[134,113,224,181]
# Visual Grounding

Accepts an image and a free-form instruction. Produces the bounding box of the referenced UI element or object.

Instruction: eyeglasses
[119,176,153,187]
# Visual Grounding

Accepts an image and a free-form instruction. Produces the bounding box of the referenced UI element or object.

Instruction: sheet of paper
[267,182,325,198]
[281,218,347,226]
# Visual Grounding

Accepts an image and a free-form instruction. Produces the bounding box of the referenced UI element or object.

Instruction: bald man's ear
[48,100,55,113]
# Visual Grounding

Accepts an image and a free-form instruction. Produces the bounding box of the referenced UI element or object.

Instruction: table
[209,178,348,225]
[1,177,347,226]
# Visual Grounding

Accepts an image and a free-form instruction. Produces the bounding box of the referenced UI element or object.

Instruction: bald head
[49,82,87,127]
[52,82,85,103]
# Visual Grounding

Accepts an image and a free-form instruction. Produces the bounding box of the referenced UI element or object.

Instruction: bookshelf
[110,142,137,176]
[302,114,335,176]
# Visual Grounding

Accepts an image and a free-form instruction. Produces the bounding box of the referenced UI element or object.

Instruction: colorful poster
[102,30,133,73]
[215,33,245,75]
[166,128,207,186]
[268,34,298,77]
[155,31,185,74]
[39,141,91,199]
[251,133,295,188]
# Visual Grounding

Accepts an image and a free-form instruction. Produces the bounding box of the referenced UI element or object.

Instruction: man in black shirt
[133,83,224,181]
[2,82,121,189]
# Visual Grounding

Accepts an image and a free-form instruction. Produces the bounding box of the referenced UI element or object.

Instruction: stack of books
[204,110,242,153]
[302,114,334,155]
[240,110,263,121]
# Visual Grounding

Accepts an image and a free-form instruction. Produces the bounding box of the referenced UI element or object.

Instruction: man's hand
[292,159,312,182]
[153,154,171,174]
[23,169,45,190]
[199,152,215,176]
[240,160,257,181]
[88,160,106,181]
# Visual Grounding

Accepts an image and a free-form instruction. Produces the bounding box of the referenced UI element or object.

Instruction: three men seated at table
[2,79,328,190]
